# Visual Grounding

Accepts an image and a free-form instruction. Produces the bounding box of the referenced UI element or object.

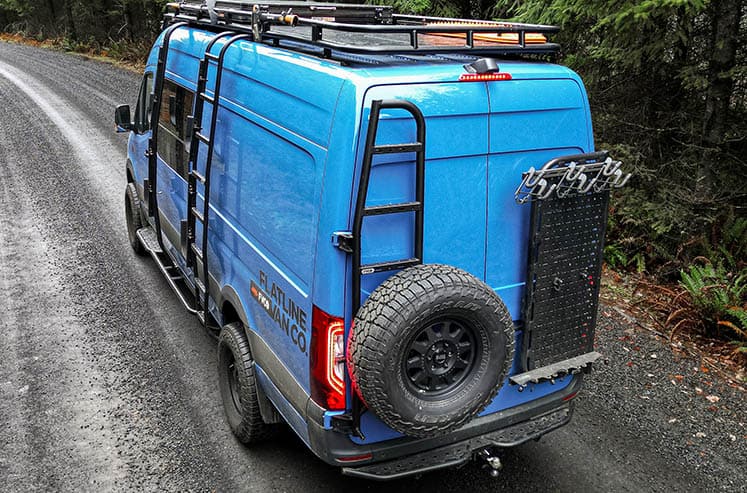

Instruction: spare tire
[348,264,514,438]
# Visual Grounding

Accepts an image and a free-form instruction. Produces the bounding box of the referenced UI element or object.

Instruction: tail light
[310,306,346,410]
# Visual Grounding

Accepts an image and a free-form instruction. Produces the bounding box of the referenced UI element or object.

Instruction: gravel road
[0,41,744,492]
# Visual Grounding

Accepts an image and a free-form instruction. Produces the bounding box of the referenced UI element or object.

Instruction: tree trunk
[698,0,742,200]
[64,0,77,39]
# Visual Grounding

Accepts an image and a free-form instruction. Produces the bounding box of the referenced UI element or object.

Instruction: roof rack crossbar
[165,1,561,58]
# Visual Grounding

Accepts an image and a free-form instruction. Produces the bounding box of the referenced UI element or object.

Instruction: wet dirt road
[0,41,744,492]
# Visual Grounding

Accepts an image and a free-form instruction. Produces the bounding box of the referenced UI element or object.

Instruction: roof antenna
[206,0,218,24]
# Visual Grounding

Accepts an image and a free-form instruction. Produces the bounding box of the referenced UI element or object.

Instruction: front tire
[124,182,145,255]
[218,322,275,444]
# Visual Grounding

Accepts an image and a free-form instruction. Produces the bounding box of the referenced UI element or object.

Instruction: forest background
[0,0,745,360]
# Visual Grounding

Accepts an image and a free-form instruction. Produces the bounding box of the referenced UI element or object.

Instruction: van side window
[157,80,195,179]
[133,73,153,133]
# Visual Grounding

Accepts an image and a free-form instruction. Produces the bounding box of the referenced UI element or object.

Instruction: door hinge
[331,231,354,253]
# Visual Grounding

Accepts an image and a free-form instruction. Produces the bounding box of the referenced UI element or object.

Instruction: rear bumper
[306,376,582,480]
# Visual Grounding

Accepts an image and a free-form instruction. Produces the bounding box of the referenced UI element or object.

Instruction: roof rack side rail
[164,1,561,58]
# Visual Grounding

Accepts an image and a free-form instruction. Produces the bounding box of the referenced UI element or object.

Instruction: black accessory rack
[164,1,560,59]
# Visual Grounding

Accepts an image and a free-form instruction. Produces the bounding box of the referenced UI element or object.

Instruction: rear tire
[124,182,145,256]
[348,264,515,438]
[218,322,275,444]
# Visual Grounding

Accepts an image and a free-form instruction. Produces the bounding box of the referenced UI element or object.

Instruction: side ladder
[147,21,187,252]
[335,99,426,438]
[186,32,249,326]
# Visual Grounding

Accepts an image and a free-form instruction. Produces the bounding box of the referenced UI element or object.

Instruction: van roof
[157,25,578,88]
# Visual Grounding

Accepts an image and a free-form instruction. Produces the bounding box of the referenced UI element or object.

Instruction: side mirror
[115,104,133,133]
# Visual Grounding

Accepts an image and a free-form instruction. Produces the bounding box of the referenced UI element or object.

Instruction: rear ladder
[350,99,426,317]
[186,32,249,326]
[335,99,427,437]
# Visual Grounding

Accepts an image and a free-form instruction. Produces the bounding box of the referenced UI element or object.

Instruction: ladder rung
[373,143,423,155]
[195,277,206,294]
[204,52,219,61]
[364,201,421,216]
[191,170,206,184]
[360,258,420,275]
[191,244,203,261]
[195,132,210,145]
[200,93,215,105]
[191,207,205,223]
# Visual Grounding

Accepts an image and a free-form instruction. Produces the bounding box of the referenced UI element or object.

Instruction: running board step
[136,227,198,315]
[136,225,163,254]
[509,351,602,388]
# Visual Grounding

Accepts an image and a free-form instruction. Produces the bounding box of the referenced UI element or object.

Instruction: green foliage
[0,0,169,44]
[0,0,28,15]
[680,260,747,340]
[368,0,497,18]
[502,0,746,278]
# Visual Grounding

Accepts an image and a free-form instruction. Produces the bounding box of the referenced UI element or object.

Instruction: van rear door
[356,73,592,319]
[485,77,592,317]
[357,82,490,305]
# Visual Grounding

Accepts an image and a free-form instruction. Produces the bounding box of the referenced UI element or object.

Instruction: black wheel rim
[227,358,243,412]
[402,317,479,398]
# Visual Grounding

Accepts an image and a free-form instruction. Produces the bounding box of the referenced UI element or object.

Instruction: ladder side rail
[187,31,235,272]
[351,100,382,318]
[197,33,252,317]
[148,22,189,253]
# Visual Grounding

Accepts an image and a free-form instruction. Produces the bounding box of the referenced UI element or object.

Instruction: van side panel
[199,39,345,397]
[312,80,361,320]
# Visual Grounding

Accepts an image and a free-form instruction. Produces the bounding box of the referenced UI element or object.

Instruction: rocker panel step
[136,227,198,315]
[136,226,163,254]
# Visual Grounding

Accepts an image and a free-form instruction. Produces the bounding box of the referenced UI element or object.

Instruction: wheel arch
[126,159,136,184]
[220,284,251,333]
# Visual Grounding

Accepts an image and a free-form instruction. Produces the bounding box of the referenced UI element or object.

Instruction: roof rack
[164,1,561,59]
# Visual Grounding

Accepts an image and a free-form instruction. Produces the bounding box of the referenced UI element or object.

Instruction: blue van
[115,1,630,480]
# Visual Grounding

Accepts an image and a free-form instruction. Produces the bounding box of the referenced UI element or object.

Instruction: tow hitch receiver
[477,448,503,477]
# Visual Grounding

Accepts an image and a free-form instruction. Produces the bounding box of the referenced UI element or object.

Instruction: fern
[680,261,747,340]
[726,307,747,338]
